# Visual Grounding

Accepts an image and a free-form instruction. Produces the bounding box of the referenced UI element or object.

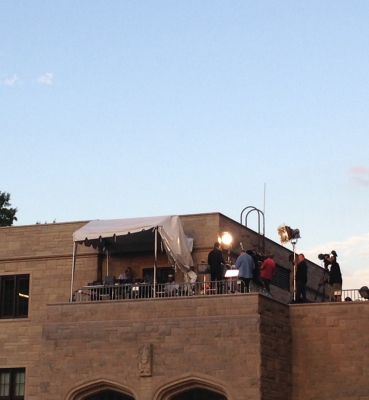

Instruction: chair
[104,276,116,285]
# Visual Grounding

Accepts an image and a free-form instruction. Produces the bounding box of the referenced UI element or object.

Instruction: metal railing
[72,280,271,302]
[329,288,369,302]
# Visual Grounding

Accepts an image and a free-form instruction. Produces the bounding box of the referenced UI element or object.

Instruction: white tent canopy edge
[70,215,196,301]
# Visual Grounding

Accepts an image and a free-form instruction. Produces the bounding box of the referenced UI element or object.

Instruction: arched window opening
[84,390,134,400]
[171,388,227,400]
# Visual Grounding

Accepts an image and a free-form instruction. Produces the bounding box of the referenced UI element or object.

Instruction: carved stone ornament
[139,343,152,377]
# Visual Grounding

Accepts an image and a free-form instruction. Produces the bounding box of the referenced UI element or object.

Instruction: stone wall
[259,299,292,400]
[290,302,369,400]
[39,294,292,400]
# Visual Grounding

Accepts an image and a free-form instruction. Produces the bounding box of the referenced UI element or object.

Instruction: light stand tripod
[314,262,330,302]
[277,224,301,303]
[291,239,297,302]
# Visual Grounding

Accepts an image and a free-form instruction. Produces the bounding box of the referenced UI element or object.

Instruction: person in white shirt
[164,274,179,296]
[118,267,134,282]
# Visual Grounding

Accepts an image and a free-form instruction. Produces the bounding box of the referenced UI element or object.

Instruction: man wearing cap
[326,251,342,302]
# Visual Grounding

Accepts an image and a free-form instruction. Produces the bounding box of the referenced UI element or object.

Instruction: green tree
[0,191,18,226]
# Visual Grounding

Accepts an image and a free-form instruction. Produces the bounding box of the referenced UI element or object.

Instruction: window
[0,275,29,319]
[271,265,290,291]
[0,368,25,400]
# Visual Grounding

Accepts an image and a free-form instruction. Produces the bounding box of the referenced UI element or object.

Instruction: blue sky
[1,1,369,290]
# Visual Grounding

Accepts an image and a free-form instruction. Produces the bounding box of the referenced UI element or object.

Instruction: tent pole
[106,248,109,277]
[154,227,157,298]
[70,242,77,302]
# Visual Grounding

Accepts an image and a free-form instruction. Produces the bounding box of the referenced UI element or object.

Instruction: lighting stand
[277,224,301,303]
[291,238,297,302]
[226,249,231,265]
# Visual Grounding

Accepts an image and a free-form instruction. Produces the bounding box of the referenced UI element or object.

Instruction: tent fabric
[73,215,194,273]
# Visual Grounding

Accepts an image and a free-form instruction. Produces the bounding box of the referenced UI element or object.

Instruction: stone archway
[171,388,227,400]
[65,379,137,400]
[153,373,230,400]
[84,390,134,400]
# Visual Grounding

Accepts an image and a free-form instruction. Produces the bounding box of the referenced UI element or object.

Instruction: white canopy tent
[71,215,196,300]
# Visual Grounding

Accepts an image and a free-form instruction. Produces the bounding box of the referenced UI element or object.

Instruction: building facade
[1,213,368,399]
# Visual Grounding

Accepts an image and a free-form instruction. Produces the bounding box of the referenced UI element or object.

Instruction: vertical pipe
[263,183,266,236]
[70,242,77,302]
[106,248,109,277]
[293,242,296,302]
[154,228,158,298]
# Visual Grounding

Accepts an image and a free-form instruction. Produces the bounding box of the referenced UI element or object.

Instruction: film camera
[318,254,330,269]
[318,251,337,269]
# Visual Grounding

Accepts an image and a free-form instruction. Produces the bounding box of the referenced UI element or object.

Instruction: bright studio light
[277,224,301,245]
[218,232,233,248]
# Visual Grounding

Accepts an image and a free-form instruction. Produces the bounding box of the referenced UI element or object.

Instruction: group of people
[291,250,342,303]
[119,246,343,302]
[207,242,276,294]
[208,242,343,302]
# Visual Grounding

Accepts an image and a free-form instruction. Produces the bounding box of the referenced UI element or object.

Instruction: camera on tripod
[318,253,330,269]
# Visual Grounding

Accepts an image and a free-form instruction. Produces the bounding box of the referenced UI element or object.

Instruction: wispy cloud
[37,72,53,85]
[3,75,19,86]
[349,165,369,187]
[343,268,369,291]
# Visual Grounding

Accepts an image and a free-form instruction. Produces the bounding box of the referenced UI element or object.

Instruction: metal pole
[292,241,297,302]
[154,227,157,298]
[106,248,109,277]
[70,242,77,302]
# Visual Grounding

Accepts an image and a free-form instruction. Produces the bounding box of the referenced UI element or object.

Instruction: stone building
[0,212,368,400]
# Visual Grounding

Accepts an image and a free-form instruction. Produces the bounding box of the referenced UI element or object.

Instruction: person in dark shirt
[326,250,342,302]
[295,253,308,303]
[247,250,262,287]
[207,242,225,293]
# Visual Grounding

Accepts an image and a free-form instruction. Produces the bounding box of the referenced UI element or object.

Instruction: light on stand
[218,231,233,264]
[218,232,233,249]
[277,224,301,302]
[218,232,234,294]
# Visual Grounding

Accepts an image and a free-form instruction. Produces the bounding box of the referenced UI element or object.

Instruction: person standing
[326,250,342,302]
[260,253,276,293]
[247,249,262,287]
[207,242,225,293]
[295,253,308,303]
[235,250,254,293]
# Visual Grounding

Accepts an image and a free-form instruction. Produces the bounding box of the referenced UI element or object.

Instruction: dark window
[172,388,227,400]
[0,368,25,400]
[142,267,174,283]
[271,265,290,291]
[0,276,29,319]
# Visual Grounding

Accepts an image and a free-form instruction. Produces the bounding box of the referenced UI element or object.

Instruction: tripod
[314,267,329,302]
